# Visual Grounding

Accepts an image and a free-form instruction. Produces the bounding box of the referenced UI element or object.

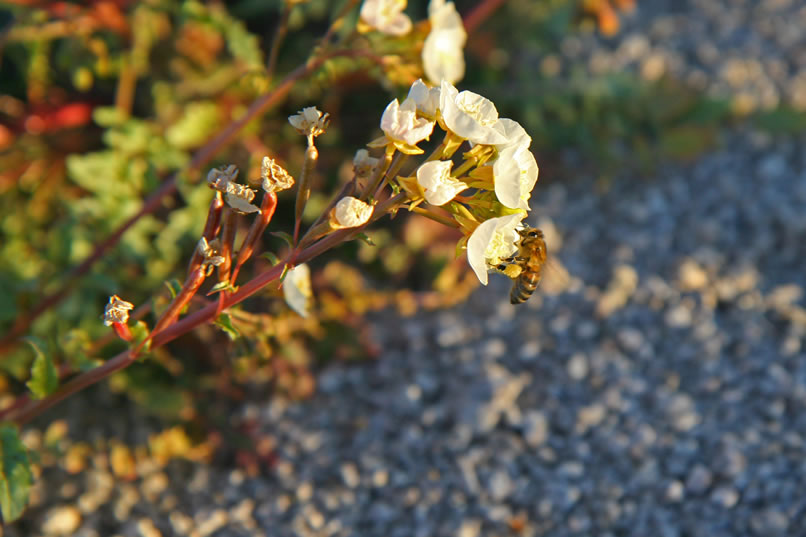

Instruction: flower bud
[330,196,374,229]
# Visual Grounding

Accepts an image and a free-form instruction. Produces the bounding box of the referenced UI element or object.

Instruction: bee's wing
[540,256,572,295]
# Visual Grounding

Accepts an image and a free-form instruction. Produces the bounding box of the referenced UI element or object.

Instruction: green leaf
[214,313,240,340]
[355,233,375,246]
[269,231,294,248]
[0,423,33,522]
[260,252,280,265]
[25,338,58,400]
[207,280,237,296]
[129,321,151,352]
[164,279,183,299]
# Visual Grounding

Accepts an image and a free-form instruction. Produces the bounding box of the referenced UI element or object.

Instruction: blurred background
[1,0,806,535]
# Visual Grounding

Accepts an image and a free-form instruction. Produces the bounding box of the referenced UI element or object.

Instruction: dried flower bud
[207,165,239,192]
[288,107,330,138]
[103,295,134,326]
[261,156,295,193]
[197,237,225,267]
[330,196,374,229]
[224,183,260,214]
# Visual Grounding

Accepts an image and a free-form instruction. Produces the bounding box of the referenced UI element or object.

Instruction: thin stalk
[362,148,394,201]
[231,191,278,284]
[187,192,224,275]
[409,206,459,228]
[266,2,293,79]
[293,143,318,243]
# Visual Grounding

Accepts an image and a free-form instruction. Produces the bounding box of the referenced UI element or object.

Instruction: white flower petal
[334,196,374,228]
[493,146,539,210]
[380,98,435,146]
[439,81,508,145]
[492,118,532,151]
[416,160,467,206]
[466,213,524,285]
[283,264,312,318]
[407,79,441,118]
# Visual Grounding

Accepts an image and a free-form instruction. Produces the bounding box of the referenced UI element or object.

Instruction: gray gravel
[559,0,806,112]
[7,1,806,536]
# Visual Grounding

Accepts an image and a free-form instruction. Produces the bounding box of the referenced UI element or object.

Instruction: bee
[496,227,547,304]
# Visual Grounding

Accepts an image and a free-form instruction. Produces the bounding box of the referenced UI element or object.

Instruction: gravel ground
[7,1,806,536]
[563,0,806,112]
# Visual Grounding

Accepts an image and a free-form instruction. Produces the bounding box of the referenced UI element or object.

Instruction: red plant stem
[151,266,207,336]
[187,192,225,275]
[231,191,278,284]
[463,0,507,34]
[8,193,409,426]
[216,208,236,303]
[0,51,349,357]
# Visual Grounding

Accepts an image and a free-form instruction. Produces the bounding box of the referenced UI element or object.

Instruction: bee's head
[519,227,543,239]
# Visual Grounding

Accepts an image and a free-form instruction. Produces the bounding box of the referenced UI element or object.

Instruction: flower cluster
[364,78,540,286]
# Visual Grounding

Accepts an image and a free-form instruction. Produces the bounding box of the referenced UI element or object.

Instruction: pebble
[42,506,82,536]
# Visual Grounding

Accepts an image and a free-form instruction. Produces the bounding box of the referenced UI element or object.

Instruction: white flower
[207,165,239,192]
[416,160,467,206]
[407,79,441,119]
[360,0,412,36]
[466,213,525,285]
[288,107,329,138]
[224,183,260,214]
[331,196,374,228]
[103,295,134,326]
[261,156,295,193]
[423,0,466,85]
[283,264,312,318]
[493,146,539,210]
[439,81,508,145]
[380,98,435,147]
[353,149,379,177]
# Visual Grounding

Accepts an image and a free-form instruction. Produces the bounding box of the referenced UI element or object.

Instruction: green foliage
[24,338,58,399]
[0,424,33,523]
[214,313,241,341]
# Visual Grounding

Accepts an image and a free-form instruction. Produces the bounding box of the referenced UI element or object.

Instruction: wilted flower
[407,79,441,119]
[493,146,539,211]
[359,0,412,36]
[353,149,379,177]
[466,213,525,285]
[196,237,225,267]
[439,81,508,145]
[283,264,312,318]
[207,165,239,192]
[261,156,295,193]
[380,98,435,149]
[103,295,134,326]
[423,0,467,85]
[288,107,329,138]
[224,183,260,214]
[416,160,467,206]
[330,196,374,229]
